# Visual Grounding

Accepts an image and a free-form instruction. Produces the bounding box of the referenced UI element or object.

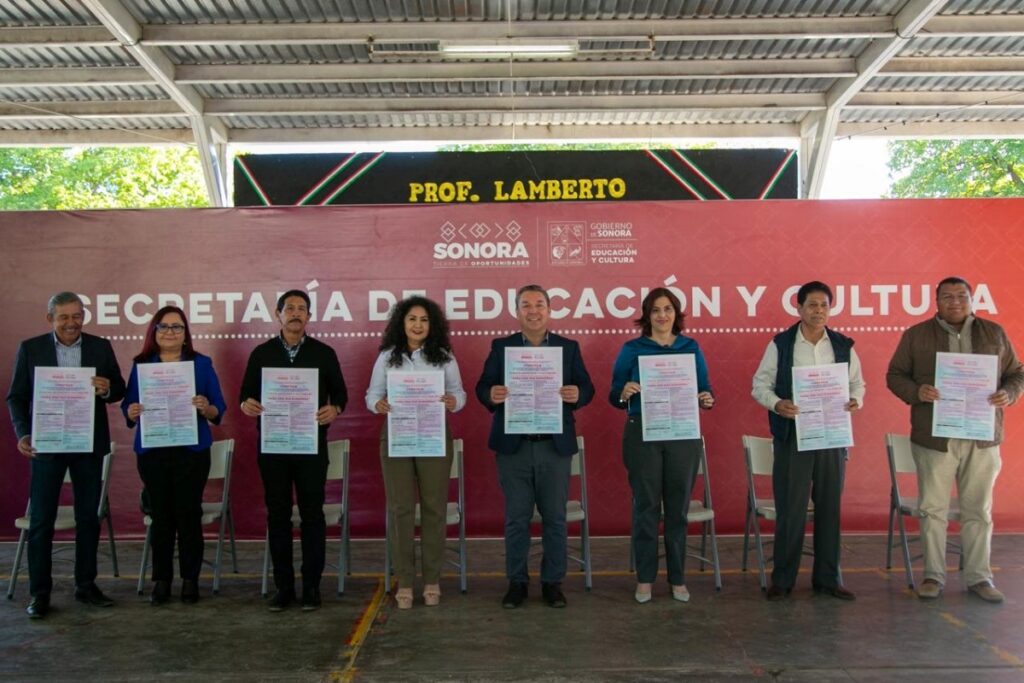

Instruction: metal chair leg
[6,530,27,599]
[136,526,151,595]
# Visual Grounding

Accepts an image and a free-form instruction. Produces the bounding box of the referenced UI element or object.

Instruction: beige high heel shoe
[395,587,413,610]
[423,584,441,607]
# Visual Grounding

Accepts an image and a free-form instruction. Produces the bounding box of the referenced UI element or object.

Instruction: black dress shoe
[181,579,200,604]
[765,585,789,601]
[150,580,171,606]
[814,584,856,601]
[267,588,296,612]
[26,595,50,619]
[501,582,528,609]
[301,586,322,612]
[541,582,567,608]
[74,583,114,607]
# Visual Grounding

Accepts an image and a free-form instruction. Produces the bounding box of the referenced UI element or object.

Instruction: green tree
[886,139,1024,198]
[0,146,209,209]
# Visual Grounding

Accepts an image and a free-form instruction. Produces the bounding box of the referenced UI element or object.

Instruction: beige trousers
[911,439,1001,586]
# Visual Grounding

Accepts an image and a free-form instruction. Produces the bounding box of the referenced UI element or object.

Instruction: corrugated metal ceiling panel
[0,0,96,25]
[0,45,135,68]
[0,84,168,101]
[0,115,190,131]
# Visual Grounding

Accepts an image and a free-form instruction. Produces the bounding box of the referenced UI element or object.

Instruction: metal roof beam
[0,26,120,48]
[0,67,151,88]
[81,1,229,205]
[0,100,181,120]
[920,14,1024,38]
[191,115,228,206]
[883,56,1024,76]
[205,93,822,116]
[176,59,856,84]
[802,0,947,198]
[850,91,1024,108]
[227,122,802,143]
[0,129,194,145]
[837,121,1024,137]
[80,0,203,117]
[140,17,893,45]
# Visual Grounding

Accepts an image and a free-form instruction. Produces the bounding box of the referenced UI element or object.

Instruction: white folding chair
[885,433,962,589]
[626,437,722,591]
[261,439,350,596]
[136,438,238,595]
[531,435,591,590]
[383,438,467,594]
[7,443,119,599]
[687,440,722,591]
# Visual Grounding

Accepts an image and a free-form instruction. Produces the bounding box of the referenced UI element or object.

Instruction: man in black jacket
[240,289,347,612]
[476,284,594,609]
[7,291,125,619]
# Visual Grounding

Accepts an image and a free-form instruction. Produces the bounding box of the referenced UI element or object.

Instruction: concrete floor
[1,534,1023,682]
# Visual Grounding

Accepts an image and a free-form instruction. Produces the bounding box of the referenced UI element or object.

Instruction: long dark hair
[380,296,453,368]
[634,287,685,337]
[134,305,196,363]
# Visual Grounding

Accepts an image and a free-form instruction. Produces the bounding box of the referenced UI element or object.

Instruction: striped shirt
[53,332,83,368]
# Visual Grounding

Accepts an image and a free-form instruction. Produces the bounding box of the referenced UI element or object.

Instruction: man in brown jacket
[886,276,1024,603]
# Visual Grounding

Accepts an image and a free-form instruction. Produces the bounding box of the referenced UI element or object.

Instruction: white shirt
[751,327,866,412]
[364,348,467,414]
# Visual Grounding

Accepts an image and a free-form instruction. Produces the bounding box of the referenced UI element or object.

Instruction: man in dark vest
[751,281,864,601]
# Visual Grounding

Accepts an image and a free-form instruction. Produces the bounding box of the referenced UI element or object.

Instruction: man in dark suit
[476,284,594,609]
[7,291,126,619]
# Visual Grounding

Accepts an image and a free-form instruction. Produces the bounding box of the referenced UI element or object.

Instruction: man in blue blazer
[476,284,594,609]
[7,291,125,619]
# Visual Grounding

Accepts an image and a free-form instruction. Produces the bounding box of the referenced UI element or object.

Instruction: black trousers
[258,451,328,592]
[137,447,211,583]
[28,452,102,596]
[771,436,846,590]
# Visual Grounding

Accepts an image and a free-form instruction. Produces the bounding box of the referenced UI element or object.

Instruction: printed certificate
[31,366,96,453]
[932,352,997,441]
[387,370,446,458]
[139,361,198,448]
[793,363,853,452]
[261,367,318,454]
[638,354,700,442]
[504,347,563,435]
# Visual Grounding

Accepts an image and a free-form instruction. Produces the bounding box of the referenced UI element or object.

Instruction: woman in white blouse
[366,296,466,609]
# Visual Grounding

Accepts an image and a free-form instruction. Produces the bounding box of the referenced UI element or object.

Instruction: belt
[522,434,553,442]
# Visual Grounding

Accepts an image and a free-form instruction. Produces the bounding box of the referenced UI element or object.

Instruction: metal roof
[0,0,1021,202]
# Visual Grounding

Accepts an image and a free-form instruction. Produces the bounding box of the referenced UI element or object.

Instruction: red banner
[3,199,1023,539]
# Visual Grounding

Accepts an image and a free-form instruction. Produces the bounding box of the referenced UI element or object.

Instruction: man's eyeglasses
[938,294,971,303]
[156,323,186,334]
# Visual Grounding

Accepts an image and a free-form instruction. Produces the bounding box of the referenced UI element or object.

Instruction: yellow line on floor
[326,577,388,683]
[936,609,1024,671]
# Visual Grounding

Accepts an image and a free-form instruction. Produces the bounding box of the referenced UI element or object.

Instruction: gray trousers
[496,439,571,584]
[623,417,702,585]
[771,435,846,590]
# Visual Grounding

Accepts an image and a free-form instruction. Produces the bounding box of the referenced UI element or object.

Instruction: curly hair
[380,296,453,368]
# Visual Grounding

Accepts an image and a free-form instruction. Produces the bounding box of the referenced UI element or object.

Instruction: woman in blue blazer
[122,305,226,605]
[610,287,715,604]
